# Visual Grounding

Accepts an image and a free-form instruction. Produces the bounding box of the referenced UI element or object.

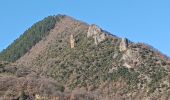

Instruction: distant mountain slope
[16,16,89,68]
[0,15,170,100]
[0,15,64,62]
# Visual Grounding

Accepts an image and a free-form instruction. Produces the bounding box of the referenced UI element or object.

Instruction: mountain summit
[0,15,170,100]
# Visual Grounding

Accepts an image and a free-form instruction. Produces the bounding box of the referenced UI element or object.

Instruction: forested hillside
[0,15,64,62]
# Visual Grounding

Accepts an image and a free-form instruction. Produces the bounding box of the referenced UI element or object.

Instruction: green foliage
[0,15,64,62]
[0,15,169,99]
[34,31,123,89]
[112,67,139,86]
[148,67,167,93]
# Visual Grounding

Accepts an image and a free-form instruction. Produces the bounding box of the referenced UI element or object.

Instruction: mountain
[0,15,170,100]
[0,15,64,62]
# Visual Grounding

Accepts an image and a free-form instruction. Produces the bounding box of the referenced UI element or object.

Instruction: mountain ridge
[0,15,170,100]
[0,15,65,62]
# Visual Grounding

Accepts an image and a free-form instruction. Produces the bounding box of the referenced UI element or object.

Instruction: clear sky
[0,0,170,56]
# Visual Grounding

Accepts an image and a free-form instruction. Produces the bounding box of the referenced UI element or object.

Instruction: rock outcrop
[120,38,128,51]
[87,24,101,37]
[70,34,75,48]
[87,24,107,45]
[122,48,140,69]
[1,15,169,100]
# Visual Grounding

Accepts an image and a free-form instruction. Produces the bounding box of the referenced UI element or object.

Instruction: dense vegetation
[28,27,169,98]
[0,15,64,62]
[0,15,169,99]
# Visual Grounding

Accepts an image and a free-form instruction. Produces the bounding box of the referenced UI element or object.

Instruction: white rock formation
[87,24,107,45]
[122,48,140,69]
[70,34,75,48]
[120,38,128,51]
[87,24,101,37]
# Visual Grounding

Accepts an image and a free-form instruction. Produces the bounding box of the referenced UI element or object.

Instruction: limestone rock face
[120,38,128,51]
[70,34,75,48]
[122,48,140,68]
[93,33,106,45]
[87,24,101,37]
[87,24,107,45]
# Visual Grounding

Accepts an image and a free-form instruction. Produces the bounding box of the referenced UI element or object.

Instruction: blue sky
[0,0,170,56]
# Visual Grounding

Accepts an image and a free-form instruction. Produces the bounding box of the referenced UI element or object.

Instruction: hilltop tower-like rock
[119,38,128,51]
[87,24,107,45]
[70,34,75,48]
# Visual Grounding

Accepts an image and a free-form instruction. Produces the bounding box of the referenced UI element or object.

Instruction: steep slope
[0,15,170,100]
[15,15,170,99]
[16,16,89,68]
[0,15,65,62]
